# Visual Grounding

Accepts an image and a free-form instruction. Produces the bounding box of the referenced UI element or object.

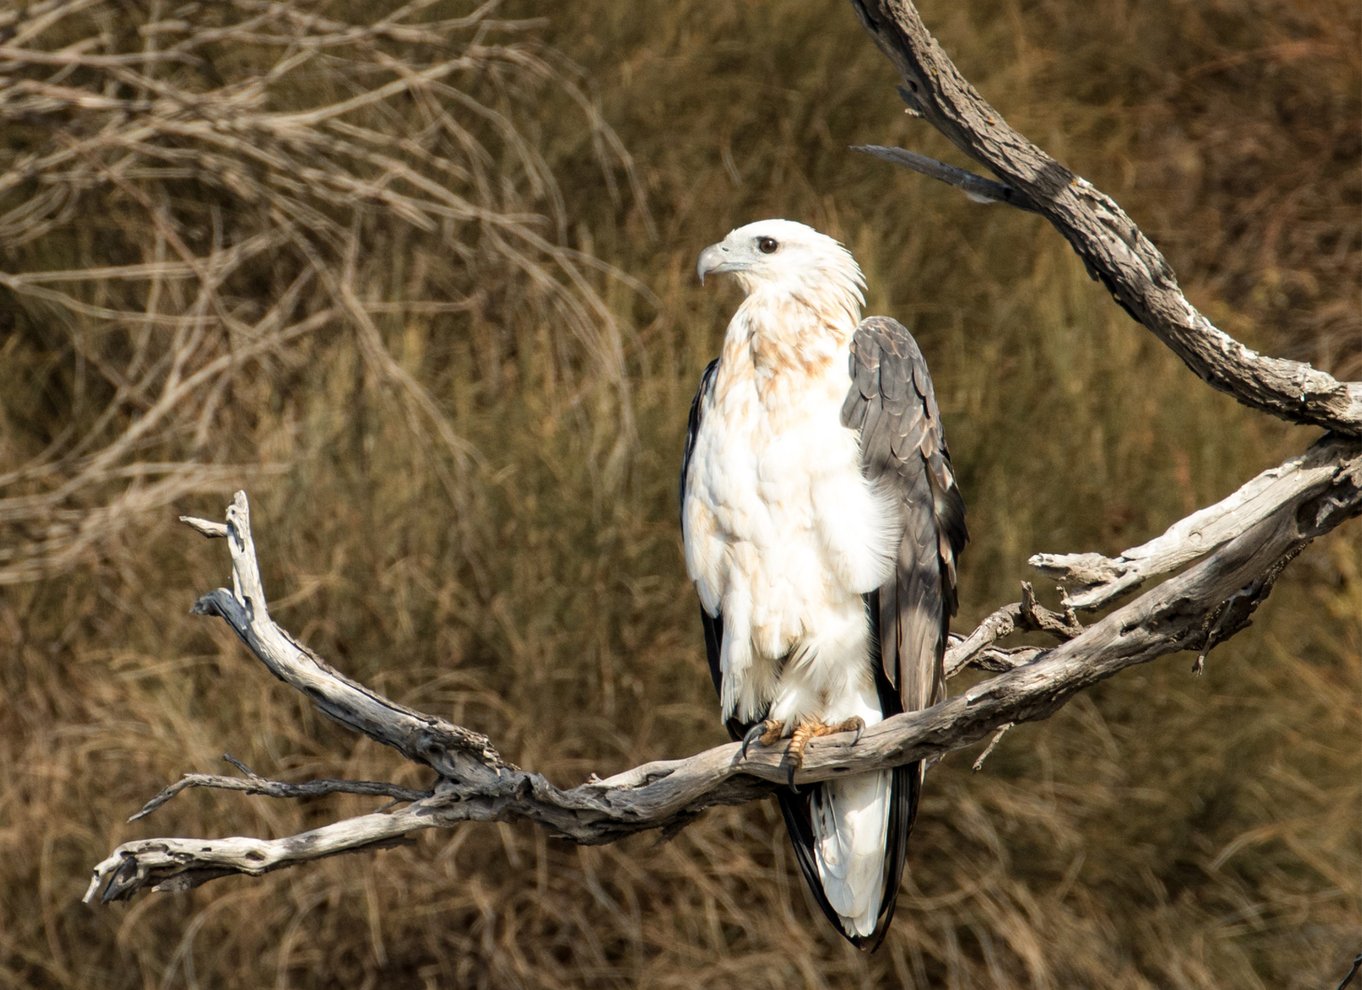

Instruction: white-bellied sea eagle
[681,219,967,950]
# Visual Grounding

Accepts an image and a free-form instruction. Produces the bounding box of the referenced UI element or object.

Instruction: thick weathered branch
[1031,434,1359,609]
[86,459,1361,902]
[88,809,433,901]
[848,0,1362,436]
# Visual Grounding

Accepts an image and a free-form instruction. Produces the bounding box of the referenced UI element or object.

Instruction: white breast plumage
[682,294,897,728]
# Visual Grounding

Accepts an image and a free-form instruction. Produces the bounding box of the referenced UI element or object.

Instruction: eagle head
[696,219,865,300]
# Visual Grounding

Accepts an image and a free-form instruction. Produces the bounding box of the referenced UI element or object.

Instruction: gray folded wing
[842,316,967,714]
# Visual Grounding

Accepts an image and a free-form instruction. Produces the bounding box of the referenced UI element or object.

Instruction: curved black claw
[786,759,800,792]
[740,723,766,760]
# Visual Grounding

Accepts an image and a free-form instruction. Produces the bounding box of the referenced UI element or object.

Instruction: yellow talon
[785,716,866,788]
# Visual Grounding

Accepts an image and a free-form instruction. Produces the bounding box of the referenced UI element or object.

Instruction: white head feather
[697,219,865,328]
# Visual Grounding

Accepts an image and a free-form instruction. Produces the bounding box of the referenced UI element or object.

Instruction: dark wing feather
[678,358,718,522]
[680,360,748,738]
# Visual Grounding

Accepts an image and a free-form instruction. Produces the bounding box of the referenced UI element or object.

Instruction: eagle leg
[785,717,866,789]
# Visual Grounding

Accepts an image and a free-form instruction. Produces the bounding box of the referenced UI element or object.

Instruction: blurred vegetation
[0,0,1357,987]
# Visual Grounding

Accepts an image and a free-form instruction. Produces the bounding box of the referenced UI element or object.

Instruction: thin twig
[130,754,432,822]
[1337,954,1362,990]
[852,145,1040,212]
[971,723,1014,771]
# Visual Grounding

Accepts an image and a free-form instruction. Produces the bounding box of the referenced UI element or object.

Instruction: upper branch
[848,0,1362,435]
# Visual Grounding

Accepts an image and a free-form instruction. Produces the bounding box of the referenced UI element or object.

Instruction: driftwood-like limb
[1031,435,1358,609]
[182,493,512,787]
[848,0,1362,436]
[87,809,433,903]
[86,457,1362,901]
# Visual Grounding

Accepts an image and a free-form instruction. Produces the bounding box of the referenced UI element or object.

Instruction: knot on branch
[945,582,1083,676]
[1192,545,1303,673]
[1019,582,1084,639]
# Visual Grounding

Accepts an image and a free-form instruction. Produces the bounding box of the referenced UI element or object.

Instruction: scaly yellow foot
[741,716,866,789]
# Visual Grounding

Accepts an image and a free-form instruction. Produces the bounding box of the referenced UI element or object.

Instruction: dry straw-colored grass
[1,0,1358,987]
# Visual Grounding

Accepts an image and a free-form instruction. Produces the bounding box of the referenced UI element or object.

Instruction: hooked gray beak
[696,243,735,285]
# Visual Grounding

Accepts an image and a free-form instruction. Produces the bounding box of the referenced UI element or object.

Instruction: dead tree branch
[1030,437,1357,610]
[848,0,1362,436]
[180,498,511,787]
[85,0,1362,908]
[86,453,1361,902]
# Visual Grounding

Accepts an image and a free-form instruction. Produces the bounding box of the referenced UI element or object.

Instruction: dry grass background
[0,0,1358,987]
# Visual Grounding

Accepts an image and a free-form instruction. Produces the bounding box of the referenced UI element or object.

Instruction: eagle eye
[756,236,779,254]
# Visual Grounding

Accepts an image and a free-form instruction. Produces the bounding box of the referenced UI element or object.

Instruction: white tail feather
[812,768,892,936]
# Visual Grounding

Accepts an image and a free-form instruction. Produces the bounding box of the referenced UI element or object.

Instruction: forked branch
[1030,437,1361,609]
[86,448,1361,902]
[86,0,1362,908]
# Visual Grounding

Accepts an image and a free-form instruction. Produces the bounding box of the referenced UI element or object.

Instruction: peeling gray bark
[86,0,1362,908]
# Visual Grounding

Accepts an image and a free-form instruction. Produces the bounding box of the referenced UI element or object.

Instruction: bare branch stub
[847,0,1362,435]
[851,144,1040,213]
[1032,435,1361,610]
